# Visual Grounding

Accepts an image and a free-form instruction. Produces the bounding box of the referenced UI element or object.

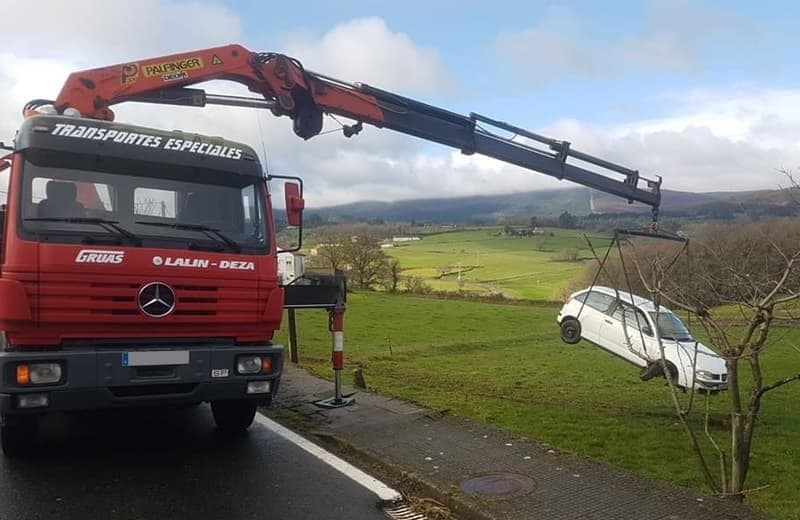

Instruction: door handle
[604,319,613,324]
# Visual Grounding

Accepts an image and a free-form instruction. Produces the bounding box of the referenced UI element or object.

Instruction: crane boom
[41,43,661,211]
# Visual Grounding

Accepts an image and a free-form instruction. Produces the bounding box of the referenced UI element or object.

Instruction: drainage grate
[383,503,427,520]
[460,472,536,497]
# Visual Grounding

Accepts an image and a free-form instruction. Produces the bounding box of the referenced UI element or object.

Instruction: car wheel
[639,362,664,381]
[664,362,680,386]
[560,318,582,344]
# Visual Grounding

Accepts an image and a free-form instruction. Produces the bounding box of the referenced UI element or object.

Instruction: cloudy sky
[2,0,800,207]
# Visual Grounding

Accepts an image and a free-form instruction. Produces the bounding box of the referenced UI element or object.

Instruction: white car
[557,286,727,392]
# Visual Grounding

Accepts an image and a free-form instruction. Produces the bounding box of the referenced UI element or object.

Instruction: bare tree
[622,219,800,500]
[383,258,402,292]
[403,275,431,294]
[313,230,348,271]
[342,236,389,290]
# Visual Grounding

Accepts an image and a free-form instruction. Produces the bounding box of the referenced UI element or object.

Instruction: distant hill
[309,187,799,224]
[592,188,799,217]
[311,188,591,224]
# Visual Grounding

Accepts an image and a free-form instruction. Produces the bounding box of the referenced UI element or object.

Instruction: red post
[331,305,344,372]
[330,304,346,402]
[314,302,354,408]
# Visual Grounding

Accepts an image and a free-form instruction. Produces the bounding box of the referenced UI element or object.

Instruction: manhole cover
[460,472,536,497]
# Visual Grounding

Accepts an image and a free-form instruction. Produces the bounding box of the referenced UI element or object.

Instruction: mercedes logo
[137,282,176,318]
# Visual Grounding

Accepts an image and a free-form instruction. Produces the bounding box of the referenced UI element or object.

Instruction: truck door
[0,159,8,260]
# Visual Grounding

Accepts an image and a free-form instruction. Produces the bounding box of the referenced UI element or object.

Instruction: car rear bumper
[0,343,283,416]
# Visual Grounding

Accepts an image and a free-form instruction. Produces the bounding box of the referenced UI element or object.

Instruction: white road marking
[254,413,403,504]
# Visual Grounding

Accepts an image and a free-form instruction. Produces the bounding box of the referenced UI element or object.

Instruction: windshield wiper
[25,217,142,246]
[135,221,241,253]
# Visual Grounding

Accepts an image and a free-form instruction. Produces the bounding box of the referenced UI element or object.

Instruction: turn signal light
[16,365,30,385]
[261,357,272,373]
[15,363,63,385]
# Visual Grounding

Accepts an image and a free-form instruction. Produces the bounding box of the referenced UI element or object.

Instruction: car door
[578,291,616,345]
[598,302,649,367]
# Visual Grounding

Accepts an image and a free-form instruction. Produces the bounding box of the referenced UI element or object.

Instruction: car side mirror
[643,325,653,337]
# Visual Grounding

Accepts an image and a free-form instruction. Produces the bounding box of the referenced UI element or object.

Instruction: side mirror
[269,175,305,253]
[643,326,653,337]
[284,182,304,227]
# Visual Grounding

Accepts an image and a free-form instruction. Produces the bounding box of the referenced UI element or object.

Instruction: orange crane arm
[51,44,383,137]
[43,43,661,211]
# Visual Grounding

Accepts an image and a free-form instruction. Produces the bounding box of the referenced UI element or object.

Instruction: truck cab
[0,115,293,456]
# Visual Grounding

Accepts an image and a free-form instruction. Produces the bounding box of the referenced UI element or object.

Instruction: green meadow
[385,227,610,300]
[277,293,799,519]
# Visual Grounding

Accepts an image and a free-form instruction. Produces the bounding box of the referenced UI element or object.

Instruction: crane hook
[343,121,363,138]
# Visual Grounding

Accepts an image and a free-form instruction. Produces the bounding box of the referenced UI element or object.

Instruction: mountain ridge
[308,187,798,224]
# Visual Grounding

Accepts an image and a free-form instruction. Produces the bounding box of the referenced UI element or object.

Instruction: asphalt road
[0,406,390,520]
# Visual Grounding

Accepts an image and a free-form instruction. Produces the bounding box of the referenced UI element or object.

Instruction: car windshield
[648,311,693,341]
[19,149,268,253]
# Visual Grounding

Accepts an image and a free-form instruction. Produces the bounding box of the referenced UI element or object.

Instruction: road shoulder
[266,364,767,520]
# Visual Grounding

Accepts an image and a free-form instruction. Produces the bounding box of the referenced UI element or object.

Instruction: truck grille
[29,273,259,324]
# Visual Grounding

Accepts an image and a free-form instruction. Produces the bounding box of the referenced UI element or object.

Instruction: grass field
[277,292,800,519]
[385,227,610,300]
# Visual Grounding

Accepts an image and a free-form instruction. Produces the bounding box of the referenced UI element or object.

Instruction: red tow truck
[0,44,661,456]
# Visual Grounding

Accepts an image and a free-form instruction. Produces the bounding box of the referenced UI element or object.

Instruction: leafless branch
[756,373,800,399]
[704,393,728,495]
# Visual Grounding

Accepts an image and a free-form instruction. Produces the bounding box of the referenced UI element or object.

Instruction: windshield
[19,149,268,253]
[649,311,693,341]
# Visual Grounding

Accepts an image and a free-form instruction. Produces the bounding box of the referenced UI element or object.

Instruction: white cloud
[2,0,243,62]
[0,2,794,211]
[539,88,800,193]
[495,1,758,83]
[280,17,454,95]
[0,5,457,207]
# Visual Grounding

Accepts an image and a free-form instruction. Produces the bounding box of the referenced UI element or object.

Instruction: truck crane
[0,44,662,456]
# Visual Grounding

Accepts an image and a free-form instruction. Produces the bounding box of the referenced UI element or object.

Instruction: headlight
[695,370,716,380]
[16,363,63,385]
[237,355,262,374]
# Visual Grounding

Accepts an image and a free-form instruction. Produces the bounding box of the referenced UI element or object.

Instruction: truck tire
[211,400,257,434]
[559,318,582,344]
[1,415,39,458]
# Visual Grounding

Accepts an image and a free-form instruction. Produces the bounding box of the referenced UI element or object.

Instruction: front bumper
[695,378,728,392]
[0,343,283,415]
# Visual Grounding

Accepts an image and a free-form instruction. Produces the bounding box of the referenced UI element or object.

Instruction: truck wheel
[559,318,582,344]
[1,415,39,458]
[211,400,257,434]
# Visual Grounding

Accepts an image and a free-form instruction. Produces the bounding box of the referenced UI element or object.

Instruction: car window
[624,307,651,334]
[584,291,615,312]
[609,303,652,334]
[572,292,589,303]
[649,311,693,341]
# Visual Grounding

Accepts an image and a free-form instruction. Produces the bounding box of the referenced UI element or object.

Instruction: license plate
[122,350,190,367]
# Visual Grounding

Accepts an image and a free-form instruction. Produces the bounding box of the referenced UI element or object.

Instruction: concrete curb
[264,406,492,520]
